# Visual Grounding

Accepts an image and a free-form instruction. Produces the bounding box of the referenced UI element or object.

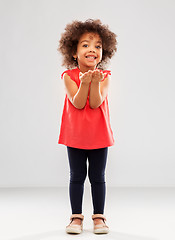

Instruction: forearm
[89,82,103,109]
[72,82,90,109]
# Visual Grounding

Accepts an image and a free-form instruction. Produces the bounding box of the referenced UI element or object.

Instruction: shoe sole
[66,227,82,234]
[94,228,109,234]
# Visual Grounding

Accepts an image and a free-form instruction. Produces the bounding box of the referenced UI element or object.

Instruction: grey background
[0,0,175,187]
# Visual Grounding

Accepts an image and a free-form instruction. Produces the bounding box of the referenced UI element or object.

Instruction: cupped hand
[79,70,93,84]
[91,69,106,83]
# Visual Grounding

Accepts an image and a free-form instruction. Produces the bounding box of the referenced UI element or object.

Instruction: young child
[57,19,117,234]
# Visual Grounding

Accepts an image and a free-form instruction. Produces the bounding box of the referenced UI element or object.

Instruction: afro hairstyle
[57,18,118,70]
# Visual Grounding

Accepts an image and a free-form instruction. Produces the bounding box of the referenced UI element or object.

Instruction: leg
[67,146,88,214]
[87,147,108,214]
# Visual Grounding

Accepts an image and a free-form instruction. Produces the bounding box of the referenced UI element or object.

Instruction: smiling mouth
[85,56,97,59]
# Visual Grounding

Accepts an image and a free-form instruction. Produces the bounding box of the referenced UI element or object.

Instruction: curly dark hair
[57,19,118,70]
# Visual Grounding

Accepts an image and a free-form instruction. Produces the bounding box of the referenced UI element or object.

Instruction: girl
[57,19,117,234]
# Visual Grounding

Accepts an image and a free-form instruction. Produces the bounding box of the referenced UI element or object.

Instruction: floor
[0,187,175,240]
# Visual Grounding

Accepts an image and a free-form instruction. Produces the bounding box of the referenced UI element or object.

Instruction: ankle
[72,218,82,225]
[93,218,104,225]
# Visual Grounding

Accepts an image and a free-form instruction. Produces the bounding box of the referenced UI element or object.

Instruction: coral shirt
[58,67,114,149]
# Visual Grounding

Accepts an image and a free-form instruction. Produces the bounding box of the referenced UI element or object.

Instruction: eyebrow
[80,40,102,44]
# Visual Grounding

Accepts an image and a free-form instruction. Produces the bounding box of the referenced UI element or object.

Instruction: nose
[89,49,95,53]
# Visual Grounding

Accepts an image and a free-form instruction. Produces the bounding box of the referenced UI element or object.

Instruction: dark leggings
[67,146,108,214]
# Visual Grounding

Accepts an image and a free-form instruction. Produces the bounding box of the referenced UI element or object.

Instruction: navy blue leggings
[67,146,108,214]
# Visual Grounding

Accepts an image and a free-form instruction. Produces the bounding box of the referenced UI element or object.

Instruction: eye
[83,44,88,47]
[96,46,102,49]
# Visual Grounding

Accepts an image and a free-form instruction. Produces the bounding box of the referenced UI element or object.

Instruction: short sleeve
[61,70,72,80]
[102,70,111,81]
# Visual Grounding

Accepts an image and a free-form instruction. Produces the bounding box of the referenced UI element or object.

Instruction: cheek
[99,49,103,55]
[78,48,86,56]
[99,51,103,58]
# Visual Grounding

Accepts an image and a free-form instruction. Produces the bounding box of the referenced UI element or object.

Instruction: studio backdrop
[0,0,175,187]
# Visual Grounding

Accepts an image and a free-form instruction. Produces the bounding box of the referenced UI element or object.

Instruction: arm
[63,73,90,109]
[89,74,110,109]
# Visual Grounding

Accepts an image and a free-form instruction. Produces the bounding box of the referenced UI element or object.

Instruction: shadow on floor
[8,229,158,240]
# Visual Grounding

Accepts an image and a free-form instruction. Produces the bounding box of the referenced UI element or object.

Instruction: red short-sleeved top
[58,67,114,149]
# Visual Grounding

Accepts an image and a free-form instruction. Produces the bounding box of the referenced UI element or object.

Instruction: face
[73,32,103,72]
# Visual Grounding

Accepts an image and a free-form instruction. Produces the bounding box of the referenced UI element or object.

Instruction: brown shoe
[92,214,109,234]
[66,214,84,234]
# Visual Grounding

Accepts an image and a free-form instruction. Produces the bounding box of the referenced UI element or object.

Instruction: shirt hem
[58,141,115,150]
